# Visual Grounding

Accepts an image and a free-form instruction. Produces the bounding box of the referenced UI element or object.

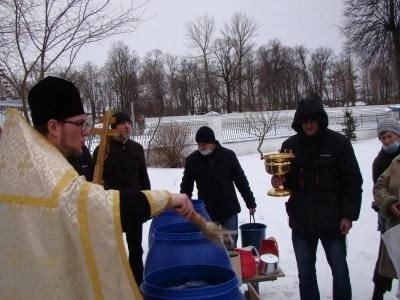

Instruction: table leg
[251,282,259,294]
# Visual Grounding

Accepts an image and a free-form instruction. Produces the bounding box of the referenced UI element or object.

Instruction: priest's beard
[60,131,82,157]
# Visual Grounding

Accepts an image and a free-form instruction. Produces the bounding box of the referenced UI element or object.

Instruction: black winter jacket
[68,145,151,232]
[180,141,256,222]
[67,145,95,182]
[93,138,150,191]
[283,99,363,236]
[372,147,400,184]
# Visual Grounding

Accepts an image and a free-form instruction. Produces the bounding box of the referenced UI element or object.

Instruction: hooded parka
[282,98,363,236]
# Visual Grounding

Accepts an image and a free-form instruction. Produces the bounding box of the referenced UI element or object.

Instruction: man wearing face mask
[370,118,400,300]
[180,126,257,248]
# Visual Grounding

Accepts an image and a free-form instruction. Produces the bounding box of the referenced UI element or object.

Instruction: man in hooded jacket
[272,98,363,300]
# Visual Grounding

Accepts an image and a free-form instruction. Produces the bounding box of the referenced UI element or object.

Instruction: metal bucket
[239,215,266,256]
[258,253,279,275]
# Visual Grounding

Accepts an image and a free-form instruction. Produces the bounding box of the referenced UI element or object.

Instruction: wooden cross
[90,110,120,184]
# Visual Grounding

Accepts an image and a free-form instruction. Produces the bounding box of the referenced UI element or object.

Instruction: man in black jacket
[272,98,363,300]
[180,126,257,248]
[93,112,150,287]
[370,118,400,300]
[67,145,94,182]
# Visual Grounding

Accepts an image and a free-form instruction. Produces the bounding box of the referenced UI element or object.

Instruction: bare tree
[210,38,240,113]
[163,54,180,115]
[242,110,288,156]
[140,49,167,117]
[176,58,198,115]
[221,13,259,112]
[0,0,148,122]
[104,41,141,115]
[80,61,103,122]
[341,0,400,98]
[295,45,313,95]
[257,40,302,110]
[184,13,216,111]
[308,47,333,100]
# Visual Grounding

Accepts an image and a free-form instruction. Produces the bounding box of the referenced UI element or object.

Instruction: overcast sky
[76,0,345,65]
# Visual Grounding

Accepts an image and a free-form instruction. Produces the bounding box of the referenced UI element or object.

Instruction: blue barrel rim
[148,200,211,247]
[152,222,205,241]
[141,264,240,298]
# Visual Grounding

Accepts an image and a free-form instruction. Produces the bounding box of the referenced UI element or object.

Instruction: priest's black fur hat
[28,76,85,126]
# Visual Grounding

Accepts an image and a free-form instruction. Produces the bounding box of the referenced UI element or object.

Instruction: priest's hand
[168,193,194,220]
[271,175,285,188]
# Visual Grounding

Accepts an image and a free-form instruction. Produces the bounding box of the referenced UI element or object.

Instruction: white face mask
[199,148,213,156]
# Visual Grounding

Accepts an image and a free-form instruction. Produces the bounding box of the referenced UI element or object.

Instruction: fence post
[205,115,223,143]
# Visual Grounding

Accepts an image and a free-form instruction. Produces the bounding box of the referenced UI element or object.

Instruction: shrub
[149,121,192,168]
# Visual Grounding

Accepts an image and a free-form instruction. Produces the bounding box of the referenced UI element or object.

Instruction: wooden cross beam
[90,111,120,184]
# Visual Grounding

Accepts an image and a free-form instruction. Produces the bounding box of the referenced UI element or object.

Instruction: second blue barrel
[148,199,211,247]
[144,222,231,275]
[141,264,244,300]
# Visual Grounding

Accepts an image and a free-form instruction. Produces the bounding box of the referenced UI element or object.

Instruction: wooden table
[242,268,285,294]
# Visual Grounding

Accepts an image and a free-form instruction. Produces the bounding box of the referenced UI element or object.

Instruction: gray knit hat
[377,118,400,136]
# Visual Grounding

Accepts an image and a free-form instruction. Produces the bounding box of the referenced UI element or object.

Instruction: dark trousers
[126,224,144,287]
[292,230,351,300]
[372,234,393,292]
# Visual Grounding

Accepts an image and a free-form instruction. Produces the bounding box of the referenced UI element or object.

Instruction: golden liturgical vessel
[262,150,295,197]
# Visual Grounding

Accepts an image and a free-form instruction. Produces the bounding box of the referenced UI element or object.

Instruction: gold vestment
[0,109,172,300]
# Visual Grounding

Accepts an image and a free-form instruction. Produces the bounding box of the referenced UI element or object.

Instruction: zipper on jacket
[300,168,303,188]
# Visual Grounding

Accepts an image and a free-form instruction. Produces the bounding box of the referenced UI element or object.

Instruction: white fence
[0,102,395,156]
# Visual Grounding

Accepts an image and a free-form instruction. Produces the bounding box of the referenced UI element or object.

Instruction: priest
[0,76,194,299]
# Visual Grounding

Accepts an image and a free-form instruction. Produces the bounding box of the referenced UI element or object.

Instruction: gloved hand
[371,201,380,212]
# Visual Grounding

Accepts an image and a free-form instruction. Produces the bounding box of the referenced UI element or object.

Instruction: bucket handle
[249,213,257,230]
[249,213,256,224]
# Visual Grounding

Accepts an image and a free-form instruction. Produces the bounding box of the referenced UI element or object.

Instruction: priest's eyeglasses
[61,120,90,132]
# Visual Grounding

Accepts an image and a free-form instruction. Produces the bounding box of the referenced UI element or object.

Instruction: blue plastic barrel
[141,264,244,300]
[144,222,231,275]
[147,199,211,247]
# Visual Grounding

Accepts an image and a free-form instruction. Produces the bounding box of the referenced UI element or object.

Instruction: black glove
[371,201,380,212]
